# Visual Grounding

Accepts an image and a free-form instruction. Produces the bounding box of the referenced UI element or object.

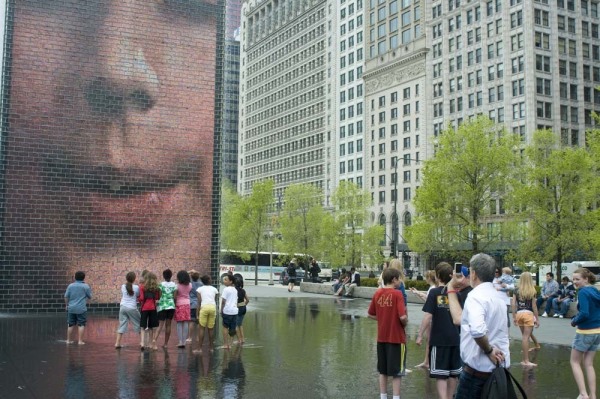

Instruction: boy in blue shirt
[64,271,92,345]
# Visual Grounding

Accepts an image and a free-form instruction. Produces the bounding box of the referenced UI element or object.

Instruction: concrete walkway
[245,282,577,347]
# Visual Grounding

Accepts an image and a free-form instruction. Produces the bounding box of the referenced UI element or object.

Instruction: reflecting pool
[0,297,596,398]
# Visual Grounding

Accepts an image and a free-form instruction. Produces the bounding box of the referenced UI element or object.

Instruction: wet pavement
[0,284,597,399]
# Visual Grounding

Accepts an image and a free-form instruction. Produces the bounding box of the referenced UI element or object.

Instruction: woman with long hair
[511,272,540,367]
[569,268,600,399]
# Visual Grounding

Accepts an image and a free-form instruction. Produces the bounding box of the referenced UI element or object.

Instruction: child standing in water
[221,274,239,350]
[188,270,203,344]
[155,269,176,348]
[139,273,161,350]
[174,270,192,348]
[115,272,141,349]
[64,271,92,345]
[234,275,249,344]
[194,274,219,354]
[511,272,540,367]
[569,268,600,399]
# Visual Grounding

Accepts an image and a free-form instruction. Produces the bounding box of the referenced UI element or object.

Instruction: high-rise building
[363,0,427,258]
[333,0,367,202]
[238,0,328,202]
[222,39,242,186]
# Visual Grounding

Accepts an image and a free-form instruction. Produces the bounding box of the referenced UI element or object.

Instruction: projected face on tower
[5,0,222,303]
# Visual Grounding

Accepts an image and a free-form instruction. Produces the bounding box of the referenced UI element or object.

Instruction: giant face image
[3,0,222,305]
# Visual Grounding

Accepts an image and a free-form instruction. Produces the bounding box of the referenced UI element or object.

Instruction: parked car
[279,268,305,285]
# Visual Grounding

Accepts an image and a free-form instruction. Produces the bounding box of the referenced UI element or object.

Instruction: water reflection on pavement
[0,297,597,399]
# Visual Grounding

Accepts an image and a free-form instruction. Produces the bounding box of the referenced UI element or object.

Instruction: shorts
[572,332,600,352]
[377,342,407,377]
[222,314,238,336]
[158,309,175,321]
[141,310,159,329]
[118,306,141,333]
[67,312,87,327]
[190,307,198,321]
[429,346,462,378]
[174,304,191,322]
[198,304,217,328]
[515,311,535,327]
[237,306,247,326]
[288,278,296,284]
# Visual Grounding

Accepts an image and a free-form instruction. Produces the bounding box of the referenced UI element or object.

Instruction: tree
[322,181,384,268]
[513,129,596,280]
[223,179,275,284]
[278,183,327,271]
[406,116,521,257]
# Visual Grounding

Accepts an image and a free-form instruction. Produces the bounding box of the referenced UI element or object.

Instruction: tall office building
[222,39,242,186]
[238,0,328,202]
[333,0,367,202]
[428,0,600,146]
[363,0,427,259]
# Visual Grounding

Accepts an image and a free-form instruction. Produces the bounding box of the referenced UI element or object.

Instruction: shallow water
[0,297,596,398]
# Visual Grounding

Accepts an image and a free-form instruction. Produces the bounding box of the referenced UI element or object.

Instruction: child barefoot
[174,270,192,348]
[64,271,92,345]
[139,273,161,350]
[512,272,540,367]
[115,272,141,349]
[155,269,176,348]
[234,274,249,344]
[220,274,239,350]
[194,275,219,354]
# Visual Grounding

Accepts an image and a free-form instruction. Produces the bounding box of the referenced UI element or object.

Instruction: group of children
[63,268,249,352]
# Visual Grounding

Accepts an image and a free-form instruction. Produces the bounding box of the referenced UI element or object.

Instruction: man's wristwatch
[484,346,494,355]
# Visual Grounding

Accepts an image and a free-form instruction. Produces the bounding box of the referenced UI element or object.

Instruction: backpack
[480,364,527,399]
[288,264,296,277]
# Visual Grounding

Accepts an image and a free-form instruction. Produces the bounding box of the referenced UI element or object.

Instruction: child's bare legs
[76,325,85,345]
[208,327,215,351]
[66,325,75,343]
[436,377,457,399]
[140,329,146,349]
[378,374,388,396]
[154,320,164,346]
[195,326,206,353]
[115,332,123,348]
[583,351,597,399]
[236,326,245,344]
[392,376,401,397]
[529,332,541,350]
[222,325,230,349]
[571,349,590,399]
[519,326,537,366]
[149,329,157,350]
[187,314,196,344]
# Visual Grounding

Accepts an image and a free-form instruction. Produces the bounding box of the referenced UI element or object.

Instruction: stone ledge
[300,282,424,303]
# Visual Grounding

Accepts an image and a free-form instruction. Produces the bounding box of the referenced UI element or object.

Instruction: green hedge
[360,278,431,291]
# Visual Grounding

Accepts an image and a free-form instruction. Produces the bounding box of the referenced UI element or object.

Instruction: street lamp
[392,156,399,258]
[268,231,274,285]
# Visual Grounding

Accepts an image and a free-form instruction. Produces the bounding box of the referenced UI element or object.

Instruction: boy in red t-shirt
[368,268,408,399]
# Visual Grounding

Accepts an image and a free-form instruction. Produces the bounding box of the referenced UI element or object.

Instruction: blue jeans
[537,296,556,314]
[454,370,488,399]
[552,298,572,316]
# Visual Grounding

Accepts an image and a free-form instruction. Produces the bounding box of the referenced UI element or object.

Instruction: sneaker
[553,314,559,318]
[541,312,548,317]
[559,315,564,318]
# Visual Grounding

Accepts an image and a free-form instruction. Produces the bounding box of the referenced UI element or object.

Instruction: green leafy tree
[278,183,327,271]
[323,181,384,268]
[406,116,521,257]
[224,179,275,284]
[513,129,596,280]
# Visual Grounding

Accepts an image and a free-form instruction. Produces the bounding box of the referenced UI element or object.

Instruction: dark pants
[537,296,556,314]
[454,369,488,399]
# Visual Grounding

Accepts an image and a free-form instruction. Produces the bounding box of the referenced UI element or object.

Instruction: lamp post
[268,231,274,285]
[391,156,399,258]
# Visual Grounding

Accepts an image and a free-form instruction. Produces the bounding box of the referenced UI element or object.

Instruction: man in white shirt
[447,253,510,399]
